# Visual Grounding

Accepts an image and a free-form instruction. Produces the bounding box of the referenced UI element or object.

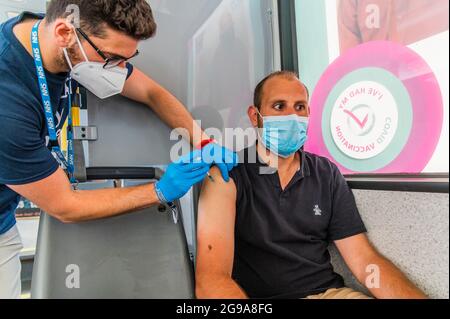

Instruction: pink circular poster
[305,41,443,174]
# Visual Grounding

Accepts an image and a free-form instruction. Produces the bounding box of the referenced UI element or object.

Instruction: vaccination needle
[195,156,215,182]
[206,172,214,182]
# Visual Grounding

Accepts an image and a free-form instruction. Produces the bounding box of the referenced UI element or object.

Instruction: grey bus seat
[31,180,194,299]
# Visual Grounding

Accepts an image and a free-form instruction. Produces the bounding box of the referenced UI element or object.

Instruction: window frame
[277,0,449,193]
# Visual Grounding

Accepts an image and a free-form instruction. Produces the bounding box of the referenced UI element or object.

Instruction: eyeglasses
[75,28,139,69]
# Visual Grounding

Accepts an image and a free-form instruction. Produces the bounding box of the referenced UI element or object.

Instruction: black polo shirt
[229,146,367,299]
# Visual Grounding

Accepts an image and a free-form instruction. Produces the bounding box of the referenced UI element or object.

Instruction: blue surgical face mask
[256,109,309,158]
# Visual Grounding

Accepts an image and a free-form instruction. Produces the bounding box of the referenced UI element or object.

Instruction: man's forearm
[361,254,427,299]
[61,183,160,223]
[196,275,248,299]
[148,90,209,146]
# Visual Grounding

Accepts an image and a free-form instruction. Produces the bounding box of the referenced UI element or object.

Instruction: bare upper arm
[7,167,75,221]
[196,166,237,279]
[334,233,379,279]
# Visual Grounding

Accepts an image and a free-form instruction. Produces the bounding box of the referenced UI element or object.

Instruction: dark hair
[253,71,309,109]
[46,0,157,40]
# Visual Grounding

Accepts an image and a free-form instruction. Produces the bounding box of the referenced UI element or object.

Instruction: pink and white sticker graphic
[305,41,444,174]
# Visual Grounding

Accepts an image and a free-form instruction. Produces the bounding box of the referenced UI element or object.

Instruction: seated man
[195,71,427,299]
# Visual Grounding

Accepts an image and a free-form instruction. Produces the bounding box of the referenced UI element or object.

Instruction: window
[0,0,47,23]
[295,0,449,175]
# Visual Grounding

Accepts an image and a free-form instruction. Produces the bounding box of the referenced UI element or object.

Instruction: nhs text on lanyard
[31,21,76,183]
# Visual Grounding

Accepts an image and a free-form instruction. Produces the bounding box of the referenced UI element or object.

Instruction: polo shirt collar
[246,144,311,181]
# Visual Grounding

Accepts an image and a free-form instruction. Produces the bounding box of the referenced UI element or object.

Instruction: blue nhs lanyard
[31,21,75,183]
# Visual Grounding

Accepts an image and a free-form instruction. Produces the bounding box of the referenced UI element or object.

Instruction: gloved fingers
[224,151,239,171]
[175,150,203,165]
[201,145,222,164]
[216,162,230,182]
[178,161,211,173]
[225,162,234,172]
[202,144,238,164]
[176,146,237,179]
[184,165,211,180]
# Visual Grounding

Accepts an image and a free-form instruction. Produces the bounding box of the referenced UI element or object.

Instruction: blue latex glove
[155,150,211,203]
[201,143,239,182]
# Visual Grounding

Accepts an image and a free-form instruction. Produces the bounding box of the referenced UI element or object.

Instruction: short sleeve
[229,167,244,205]
[126,63,134,79]
[327,163,367,241]
[0,116,59,185]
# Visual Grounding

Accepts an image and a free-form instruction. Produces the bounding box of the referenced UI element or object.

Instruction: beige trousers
[305,287,372,299]
[0,225,23,299]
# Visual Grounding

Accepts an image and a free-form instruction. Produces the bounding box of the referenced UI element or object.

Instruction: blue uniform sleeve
[126,63,134,79]
[0,116,59,185]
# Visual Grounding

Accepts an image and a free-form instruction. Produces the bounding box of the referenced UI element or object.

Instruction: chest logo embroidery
[313,205,322,216]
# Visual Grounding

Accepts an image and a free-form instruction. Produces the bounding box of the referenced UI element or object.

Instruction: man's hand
[200,143,239,182]
[155,150,211,203]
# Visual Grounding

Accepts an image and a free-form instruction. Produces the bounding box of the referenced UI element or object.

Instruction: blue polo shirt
[0,12,133,235]
[0,12,68,235]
